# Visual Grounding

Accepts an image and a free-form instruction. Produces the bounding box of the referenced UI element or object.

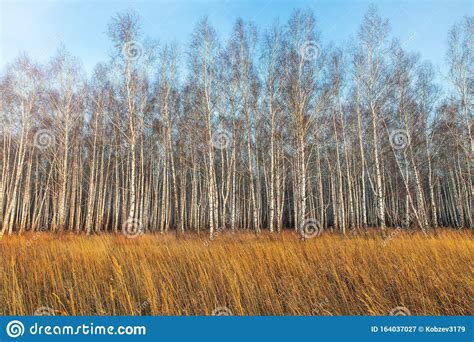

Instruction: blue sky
[0,0,472,78]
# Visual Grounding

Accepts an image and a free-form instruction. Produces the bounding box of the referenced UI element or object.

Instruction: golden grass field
[0,230,472,316]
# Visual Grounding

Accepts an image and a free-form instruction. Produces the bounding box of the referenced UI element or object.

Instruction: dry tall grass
[0,230,472,315]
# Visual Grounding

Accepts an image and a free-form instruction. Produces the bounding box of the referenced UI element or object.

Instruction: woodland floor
[0,229,472,315]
